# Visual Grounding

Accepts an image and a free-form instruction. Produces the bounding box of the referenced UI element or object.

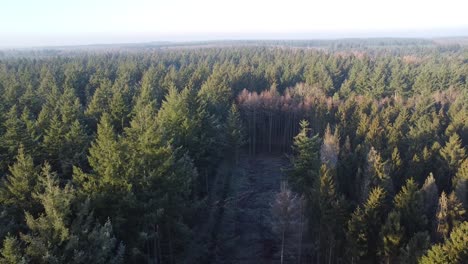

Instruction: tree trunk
[167,223,174,264]
[281,229,285,264]
[253,107,256,156]
[298,199,303,264]
[269,113,273,152]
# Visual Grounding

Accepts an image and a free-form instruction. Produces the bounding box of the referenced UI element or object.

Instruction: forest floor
[209,153,291,264]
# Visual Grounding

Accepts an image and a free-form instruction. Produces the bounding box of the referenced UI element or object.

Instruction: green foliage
[0,44,467,263]
[435,192,466,241]
[394,178,427,239]
[1,106,39,165]
[440,133,466,177]
[226,104,246,163]
[21,164,123,264]
[420,221,468,264]
[347,187,387,262]
[289,120,321,194]
[0,146,38,209]
[313,164,346,263]
[400,232,430,264]
[380,211,404,262]
[0,236,26,264]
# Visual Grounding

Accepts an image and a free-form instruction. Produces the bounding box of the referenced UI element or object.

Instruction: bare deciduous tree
[271,182,302,264]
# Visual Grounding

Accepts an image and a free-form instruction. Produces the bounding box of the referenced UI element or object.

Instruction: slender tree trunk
[205,169,209,194]
[317,229,321,264]
[167,223,174,264]
[253,107,256,156]
[281,229,285,264]
[269,113,272,153]
[156,224,162,264]
[298,199,303,264]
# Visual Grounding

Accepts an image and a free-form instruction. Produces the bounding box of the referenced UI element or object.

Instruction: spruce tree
[314,164,345,264]
[394,178,427,240]
[226,104,246,164]
[22,163,74,264]
[347,187,387,262]
[440,133,466,179]
[380,211,404,263]
[420,221,468,264]
[289,120,321,194]
[453,158,467,207]
[0,235,25,264]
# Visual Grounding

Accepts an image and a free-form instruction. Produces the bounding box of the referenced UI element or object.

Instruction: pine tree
[399,232,430,264]
[453,158,467,207]
[420,221,468,264]
[157,86,223,175]
[0,235,26,264]
[347,187,387,263]
[67,200,125,264]
[390,147,403,186]
[436,191,450,240]
[0,146,36,204]
[394,178,427,240]
[1,105,38,164]
[85,78,113,123]
[22,163,124,264]
[361,147,393,202]
[22,163,74,263]
[314,164,345,264]
[0,146,39,221]
[226,104,246,164]
[138,66,165,109]
[380,211,404,264]
[289,120,321,194]
[86,113,127,190]
[198,73,232,119]
[436,191,466,241]
[440,133,466,178]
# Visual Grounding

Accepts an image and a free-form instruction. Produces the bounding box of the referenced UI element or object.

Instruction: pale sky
[1,0,468,47]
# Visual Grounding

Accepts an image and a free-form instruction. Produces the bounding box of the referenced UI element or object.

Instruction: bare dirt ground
[211,153,290,264]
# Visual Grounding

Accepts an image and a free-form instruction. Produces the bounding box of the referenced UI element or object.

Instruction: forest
[0,39,466,263]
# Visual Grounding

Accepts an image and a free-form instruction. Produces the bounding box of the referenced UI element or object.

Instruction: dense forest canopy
[0,39,466,263]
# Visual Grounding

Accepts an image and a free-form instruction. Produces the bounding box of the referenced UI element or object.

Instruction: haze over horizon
[1,0,468,48]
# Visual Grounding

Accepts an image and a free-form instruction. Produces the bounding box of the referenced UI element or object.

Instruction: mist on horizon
[1,0,468,48]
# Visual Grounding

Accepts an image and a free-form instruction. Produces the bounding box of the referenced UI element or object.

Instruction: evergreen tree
[1,105,38,164]
[313,164,346,264]
[380,211,404,264]
[0,146,38,209]
[0,235,26,264]
[226,104,246,163]
[399,232,430,264]
[453,158,467,207]
[23,163,124,264]
[440,133,466,180]
[361,147,393,202]
[435,192,465,241]
[420,221,468,264]
[289,120,321,194]
[0,146,39,230]
[347,187,387,263]
[22,163,74,263]
[394,178,427,240]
